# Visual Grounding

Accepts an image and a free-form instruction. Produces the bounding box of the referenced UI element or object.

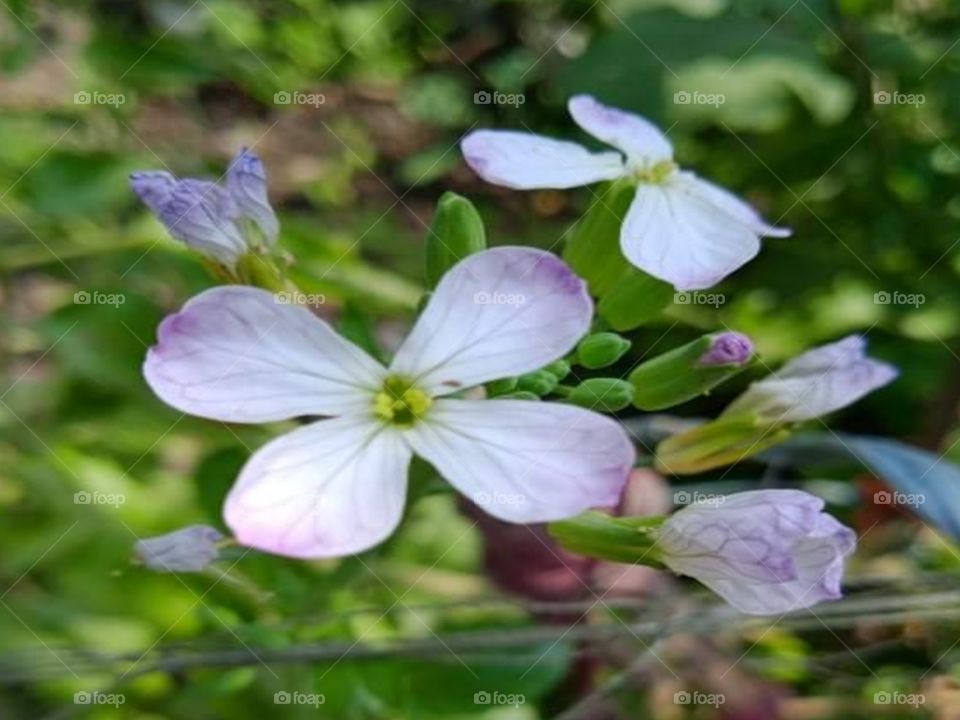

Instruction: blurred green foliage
[3,0,960,717]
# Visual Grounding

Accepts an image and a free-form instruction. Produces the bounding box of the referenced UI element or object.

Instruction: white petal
[407,399,634,523]
[568,94,673,164]
[621,177,770,291]
[144,286,386,422]
[224,417,411,558]
[724,335,898,422]
[461,130,625,190]
[691,513,856,615]
[390,247,592,394]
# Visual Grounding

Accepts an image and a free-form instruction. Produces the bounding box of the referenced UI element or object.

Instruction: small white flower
[658,490,856,614]
[144,248,635,559]
[461,95,790,291]
[135,525,224,572]
[724,334,898,422]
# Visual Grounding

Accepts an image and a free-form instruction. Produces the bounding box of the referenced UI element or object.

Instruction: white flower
[461,95,790,291]
[658,490,856,614]
[144,248,635,558]
[724,335,898,422]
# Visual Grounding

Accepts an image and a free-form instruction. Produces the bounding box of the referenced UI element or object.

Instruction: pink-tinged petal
[407,399,634,523]
[390,247,592,394]
[660,490,823,584]
[724,335,898,423]
[660,490,856,615]
[620,178,766,291]
[144,286,386,423]
[461,130,625,190]
[225,417,411,558]
[568,94,673,164]
[676,171,791,239]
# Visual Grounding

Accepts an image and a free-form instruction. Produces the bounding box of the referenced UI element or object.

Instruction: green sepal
[655,414,793,475]
[425,192,487,289]
[549,511,666,566]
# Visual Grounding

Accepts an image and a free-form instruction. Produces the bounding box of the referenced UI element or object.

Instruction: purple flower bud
[700,331,753,366]
[135,525,224,572]
[724,335,898,422]
[658,490,856,615]
[227,148,279,246]
[131,172,247,266]
[130,148,280,265]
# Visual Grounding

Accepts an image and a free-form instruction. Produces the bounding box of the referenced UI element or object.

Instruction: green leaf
[425,192,487,289]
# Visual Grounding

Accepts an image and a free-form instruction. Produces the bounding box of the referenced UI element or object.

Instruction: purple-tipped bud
[700,331,753,367]
[130,173,247,266]
[135,525,224,573]
[227,148,279,246]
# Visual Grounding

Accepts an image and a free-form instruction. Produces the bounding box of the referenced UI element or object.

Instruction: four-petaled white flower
[144,248,635,558]
[724,334,898,422]
[658,490,856,614]
[461,95,791,291]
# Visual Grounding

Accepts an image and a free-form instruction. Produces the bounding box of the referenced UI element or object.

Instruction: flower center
[631,160,677,184]
[373,375,433,427]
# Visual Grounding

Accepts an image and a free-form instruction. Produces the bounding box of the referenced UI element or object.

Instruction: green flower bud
[549,511,666,565]
[486,377,518,396]
[576,332,632,369]
[516,370,559,396]
[568,378,634,412]
[544,359,571,381]
[425,192,487,289]
[497,391,541,401]
[629,332,754,411]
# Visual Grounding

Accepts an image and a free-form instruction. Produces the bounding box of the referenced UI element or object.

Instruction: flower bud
[487,377,518,396]
[629,331,753,411]
[568,378,634,412]
[425,192,487,289]
[544,359,571,381]
[658,490,856,615]
[516,369,559,396]
[135,525,224,573]
[576,332,632,369]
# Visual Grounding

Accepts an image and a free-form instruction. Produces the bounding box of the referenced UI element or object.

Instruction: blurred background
[2,0,960,717]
